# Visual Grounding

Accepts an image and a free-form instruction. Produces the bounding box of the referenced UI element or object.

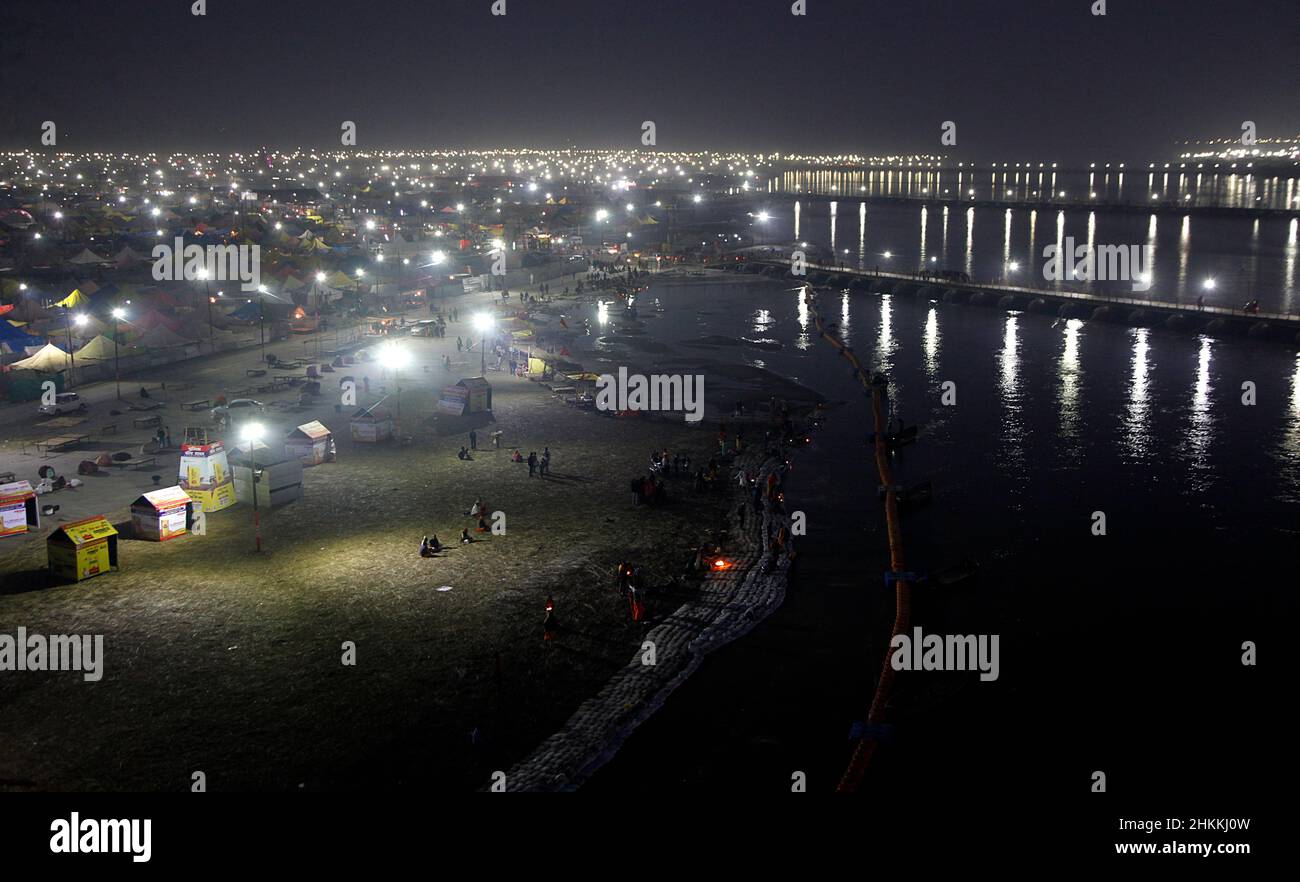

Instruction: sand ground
[0,279,755,791]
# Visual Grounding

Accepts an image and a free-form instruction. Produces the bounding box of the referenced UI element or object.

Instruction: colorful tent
[68,248,109,265]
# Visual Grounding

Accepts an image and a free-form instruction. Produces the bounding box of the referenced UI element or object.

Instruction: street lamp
[379,342,410,432]
[64,312,86,388]
[473,313,494,374]
[198,268,215,349]
[257,285,269,365]
[111,307,126,399]
[241,422,265,552]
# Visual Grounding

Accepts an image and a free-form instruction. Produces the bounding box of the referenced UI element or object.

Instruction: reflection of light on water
[1185,336,1214,480]
[840,292,851,345]
[1000,314,1019,393]
[794,200,801,240]
[830,201,838,251]
[923,306,939,377]
[964,207,975,277]
[920,206,928,266]
[1282,355,1300,493]
[753,308,772,333]
[597,300,609,327]
[998,314,1026,485]
[1285,218,1298,314]
[795,288,811,350]
[1123,328,1151,459]
[751,358,766,370]
[1059,318,1082,440]
[858,202,867,267]
[872,294,895,373]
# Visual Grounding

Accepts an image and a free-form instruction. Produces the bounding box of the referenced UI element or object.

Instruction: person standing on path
[527,451,537,477]
[469,429,477,451]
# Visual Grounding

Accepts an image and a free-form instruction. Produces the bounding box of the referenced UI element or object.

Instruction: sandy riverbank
[0,269,818,792]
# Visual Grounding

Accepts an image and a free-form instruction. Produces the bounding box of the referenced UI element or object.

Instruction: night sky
[1,0,1296,160]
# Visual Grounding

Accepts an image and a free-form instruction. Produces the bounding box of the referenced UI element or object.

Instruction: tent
[138,325,195,349]
[68,248,109,265]
[0,320,45,351]
[56,288,92,309]
[10,342,72,372]
[73,334,130,364]
[349,406,394,442]
[137,308,182,333]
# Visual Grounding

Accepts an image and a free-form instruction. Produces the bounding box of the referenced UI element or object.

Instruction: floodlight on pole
[473,313,494,374]
[111,308,127,399]
[242,422,266,552]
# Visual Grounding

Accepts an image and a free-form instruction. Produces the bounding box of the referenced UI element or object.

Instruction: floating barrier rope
[802,284,913,793]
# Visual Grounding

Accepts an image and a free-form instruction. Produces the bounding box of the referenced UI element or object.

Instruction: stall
[178,439,238,512]
[47,515,119,582]
[350,405,394,442]
[234,456,304,507]
[436,377,492,416]
[130,486,195,541]
[0,480,40,538]
[284,421,335,465]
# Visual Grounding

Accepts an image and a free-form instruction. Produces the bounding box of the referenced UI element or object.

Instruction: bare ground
[0,364,736,791]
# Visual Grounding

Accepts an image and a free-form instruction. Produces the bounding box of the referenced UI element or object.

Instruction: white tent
[10,342,73,372]
[68,248,110,265]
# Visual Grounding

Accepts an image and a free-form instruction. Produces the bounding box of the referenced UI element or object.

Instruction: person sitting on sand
[469,498,484,518]
[429,534,443,553]
[420,536,435,558]
[461,528,473,544]
[512,450,524,463]
[476,515,490,533]
[458,446,472,461]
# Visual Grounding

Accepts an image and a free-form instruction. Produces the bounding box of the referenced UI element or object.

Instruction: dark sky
[1,0,1296,162]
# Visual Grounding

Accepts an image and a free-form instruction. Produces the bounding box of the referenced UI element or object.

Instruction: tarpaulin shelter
[137,308,182,333]
[130,486,195,541]
[0,480,39,538]
[0,320,45,352]
[47,515,119,582]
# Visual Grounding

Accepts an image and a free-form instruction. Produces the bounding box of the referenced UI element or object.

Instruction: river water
[583,271,1295,799]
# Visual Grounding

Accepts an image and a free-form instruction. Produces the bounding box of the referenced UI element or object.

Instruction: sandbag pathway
[496,449,795,791]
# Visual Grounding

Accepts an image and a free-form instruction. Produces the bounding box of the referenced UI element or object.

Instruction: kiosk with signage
[0,480,40,538]
[47,515,119,582]
[130,486,196,541]
[179,440,237,513]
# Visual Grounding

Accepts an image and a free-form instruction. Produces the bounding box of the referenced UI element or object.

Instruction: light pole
[379,342,409,434]
[64,312,86,388]
[257,285,269,365]
[111,307,126,399]
[473,313,494,375]
[242,421,265,552]
[199,269,214,349]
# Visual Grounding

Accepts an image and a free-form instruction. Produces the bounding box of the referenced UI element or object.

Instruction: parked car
[211,398,265,419]
[38,392,86,416]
